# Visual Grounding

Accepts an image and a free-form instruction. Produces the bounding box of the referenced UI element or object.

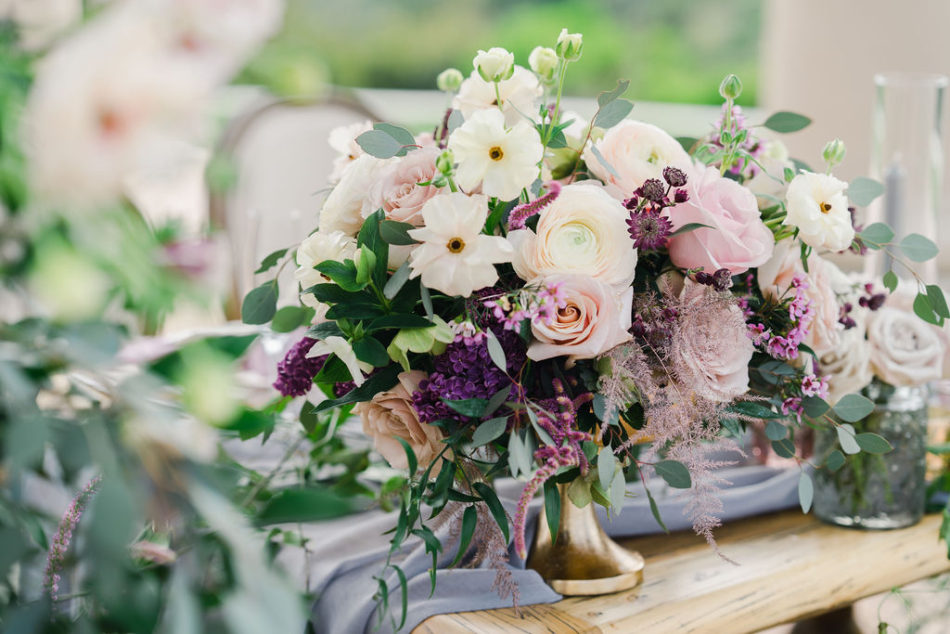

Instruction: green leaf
[526,407,555,446]
[597,79,630,107]
[356,129,405,159]
[374,122,416,147]
[914,292,941,325]
[472,416,508,447]
[676,136,698,153]
[270,305,306,333]
[802,396,830,419]
[356,248,377,285]
[597,446,616,491]
[313,364,400,413]
[396,437,418,475]
[394,564,409,631]
[543,480,561,545]
[256,487,352,524]
[366,313,431,332]
[241,282,278,325]
[833,393,874,422]
[655,460,691,489]
[859,222,894,246]
[420,283,433,319]
[587,143,620,179]
[484,385,510,417]
[798,471,814,513]
[352,336,389,366]
[484,329,507,373]
[670,222,714,237]
[899,233,939,262]
[883,270,899,293]
[837,423,861,455]
[307,321,344,340]
[444,397,488,419]
[765,420,788,441]
[763,111,812,133]
[856,432,893,455]
[473,482,509,543]
[928,285,950,319]
[825,449,846,472]
[847,178,886,207]
[645,486,668,533]
[728,401,785,420]
[567,477,592,507]
[771,437,796,458]
[594,99,633,129]
[383,261,412,300]
[254,248,287,274]
[315,260,364,292]
[379,220,419,246]
[451,506,477,567]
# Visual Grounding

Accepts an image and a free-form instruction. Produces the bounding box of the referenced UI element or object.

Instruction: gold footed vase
[527,484,644,595]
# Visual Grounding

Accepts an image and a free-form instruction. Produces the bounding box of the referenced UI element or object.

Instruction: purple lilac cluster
[411,327,526,424]
[482,283,568,332]
[274,337,329,397]
[44,475,102,601]
[512,379,593,559]
[746,276,815,360]
[623,167,687,251]
[710,104,762,177]
[508,181,561,230]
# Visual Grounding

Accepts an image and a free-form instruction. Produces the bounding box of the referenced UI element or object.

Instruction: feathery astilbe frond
[469,502,520,610]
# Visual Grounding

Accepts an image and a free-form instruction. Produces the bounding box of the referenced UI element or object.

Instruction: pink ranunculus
[667,164,774,275]
[528,274,632,363]
[357,370,446,472]
[671,282,754,402]
[363,146,442,227]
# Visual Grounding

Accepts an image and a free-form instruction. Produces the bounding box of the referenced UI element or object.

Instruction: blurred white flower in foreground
[1,0,82,50]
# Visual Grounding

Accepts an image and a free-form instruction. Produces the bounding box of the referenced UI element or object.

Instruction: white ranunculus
[867,304,945,386]
[508,183,637,291]
[436,67,464,93]
[473,47,515,83]
[448,108,543,202]
[318,154,389,236]
[819,319,873,404]
[307,336,372,386]
[556,28,583,61]
[582,120,692,201]
[453,66,543,127]
[528,46,558,82]
[327,120,372,184]
[407,193,514,297]
[783,172,854,252]
[295,230,357,321]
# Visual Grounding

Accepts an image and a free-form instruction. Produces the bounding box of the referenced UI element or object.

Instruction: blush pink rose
[528,274,632,363]
[670,282,753,402]
[667,164,774,275]
[357,370,446,471]
[363,146,442,226]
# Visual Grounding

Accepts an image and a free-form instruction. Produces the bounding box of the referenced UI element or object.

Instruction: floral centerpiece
[254,29,946,622]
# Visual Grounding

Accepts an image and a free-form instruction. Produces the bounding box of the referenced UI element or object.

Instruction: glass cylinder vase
[813,381,929,529]
[865,72,947,283]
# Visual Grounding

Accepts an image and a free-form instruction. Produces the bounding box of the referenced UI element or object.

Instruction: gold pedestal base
[527,485,645,596]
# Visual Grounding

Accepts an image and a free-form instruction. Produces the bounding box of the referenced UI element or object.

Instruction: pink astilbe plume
[44,475,102,601]
[512,379,592,559]
[507,181,561,230]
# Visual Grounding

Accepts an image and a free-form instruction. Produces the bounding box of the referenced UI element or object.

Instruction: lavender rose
[357,370,446,471]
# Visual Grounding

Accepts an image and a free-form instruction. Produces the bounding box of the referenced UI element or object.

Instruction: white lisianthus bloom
[473,47,514,83]
[582,120,692,201]
[508,183,637,291]
[407,193,514,297]
[319,154,389,236]
[327,120,372,184]
[528,46,558,82]
[295,230,357,321]
[306,336,372,386]
[448,109,543,201]
[453,66,543,127]
[783,172,855,252]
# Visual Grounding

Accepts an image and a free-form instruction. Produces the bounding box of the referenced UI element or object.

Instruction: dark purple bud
[858,296,869,308]
[839,316,857,329]
[712,268,733,290]
[842,302,853,313]
[868,293,886,311]
[639,178,666,203]
[622,195,640,210]
[662,166,688,187]
[673,188,689,203]
[695,271,712,286]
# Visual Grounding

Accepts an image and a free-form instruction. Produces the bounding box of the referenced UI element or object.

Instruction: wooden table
[415,510,950,634]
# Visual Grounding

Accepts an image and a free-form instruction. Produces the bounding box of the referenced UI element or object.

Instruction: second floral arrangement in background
[249,29,947,627]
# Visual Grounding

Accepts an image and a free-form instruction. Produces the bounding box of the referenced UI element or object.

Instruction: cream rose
[671,283,753,402]
[757,241,845,357]
[867,304,944,386]
[319,154,389,236]
[582,120,692,200]
[528,274,632,363]
[357,370,446,471]
[819,319,874,404]
[667,163,774,275]
[508,183,637,291]
[363,147,442,225]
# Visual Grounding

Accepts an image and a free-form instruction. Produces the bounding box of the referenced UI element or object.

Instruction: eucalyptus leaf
[847,177,886,207]
[801,396,830,419]
[899,233,939,262]
[655,459,691,489]
[472,416,508,447]
[597,446,616,491]
[597,79,630,107]
[914,292,941,325]
[594,99,633,129]
[833,394,874,422]
[356,129,404,159]
[241,282,278,325]
[484,329,508,373]
[855,432,893,455]
[825,449,846,472]
[763,111,812,133]
[798,471,814,513]
[837,423,861,455]
[765,420,788,441]
[883,270,898,293]
[859,222,894,246]
[927,285,950,319]
[383,261,412,300]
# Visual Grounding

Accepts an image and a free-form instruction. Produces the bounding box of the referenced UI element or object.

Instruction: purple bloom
[639,178,667,203]
[44,476,101,601]
[627,211,673,250]
[507,181,562,230]
[274,337,328,397]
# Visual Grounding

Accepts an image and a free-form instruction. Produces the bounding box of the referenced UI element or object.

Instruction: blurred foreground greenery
[255,0,761,105]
